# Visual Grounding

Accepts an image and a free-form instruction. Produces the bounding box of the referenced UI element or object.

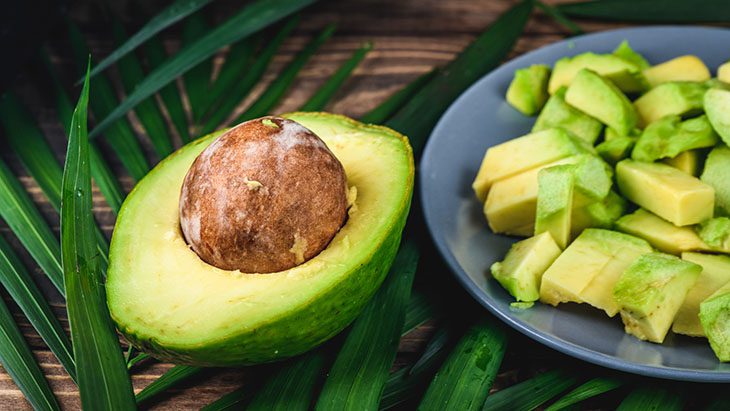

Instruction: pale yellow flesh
[662,150,701,176]
[548,53,642,94]
[616,160,714,226]
[615,209,711,255]
[674,253,730,336]
[643,55,711,88]
[719,62,730,84]
[106,114,412,348]
[633,82,704,126]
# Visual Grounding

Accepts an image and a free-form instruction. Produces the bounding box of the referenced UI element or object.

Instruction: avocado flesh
[539,229,650,309]
[571,191,627,238]
[701,145,730,216]
[616,159,714,226]
[697,217,730,252]
[704,88,730,146]
[614,253,700,343]
[597,136,636,165]
[719,62,730,84]
[506,64,551,116]
[548,52,647,94]
[643,55,711,88]
[472,128,588,201]
[535,165,575,249]
[673,253,730,337]
[615,209,711,255]
[612,40,650,70]
[565,69,638,136]
[631,115,718,163]
[633,81,706,126]
[700,282,730,361]
[663,150,702,176]
[490,232,561,302]
[106,113,414,366]
[532,87,603,144]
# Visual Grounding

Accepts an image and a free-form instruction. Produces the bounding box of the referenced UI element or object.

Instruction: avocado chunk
[633,81,706,126]
[106,113,414,365]
[597,136,636,165]
[565,69,638,136]
[704,88,730,145]
[719,61,730,84]
[674,253,730,337]
[549,52,647,94]
[571,191,627,238]
[701,145,730,216]
[472,128,589,201]
[631,115,718,162]
[535,165,575,249]
[663,150,702,176]
[490,232,562,302]
[613,40,650,70]
[506,64,551,116]
[643,55,711,88]
[616,159,714,226]
[699,282,730,361]
[697,217,730,252]
[532,87,603,144]
[540,229,651,311]
[614,253,701,343]
[615,209,711,255]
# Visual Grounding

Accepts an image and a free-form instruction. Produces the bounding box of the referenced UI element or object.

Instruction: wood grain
[0,0,642,409]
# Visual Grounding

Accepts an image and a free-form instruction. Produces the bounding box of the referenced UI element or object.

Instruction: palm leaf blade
[616,386,683,411]
[246,350,326,410]
[546,377,622,410]
[182,13,214,122]
[557,0,730,22]
[482,370,578,411]
[359,69,437,125]
[135,365,203,404]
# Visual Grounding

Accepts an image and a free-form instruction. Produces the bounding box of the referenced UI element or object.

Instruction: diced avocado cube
[565,69,638,136]
[535,165,575,249]
[571,191,627,238]
[719,61,730,84]
[472,128,589,201]
[539,229,649,308]
[643,55,711,88]
[613,40,650,70]
[633,81,706,126]
[699,281,730,361]
[484,157,579,236]
[704,88,730,146]
[616,159,714,226]
[614,253,701,343]
[597,136,636,165]
[697,217,730,252]
[631,115,718,162]
[506,64,551,116]
[615,208,711,255]
[572,155,613,205]
[532,87,603,144]
[662,150,702,176]
[701,145,730,217]
[673,253,730,337]
[490,232,562,302]
[549,52,647,94]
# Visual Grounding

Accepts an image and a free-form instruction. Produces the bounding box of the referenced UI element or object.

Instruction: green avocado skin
[108,113,414,366]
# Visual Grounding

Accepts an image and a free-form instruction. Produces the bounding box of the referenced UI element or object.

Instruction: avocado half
[106,112,414,366]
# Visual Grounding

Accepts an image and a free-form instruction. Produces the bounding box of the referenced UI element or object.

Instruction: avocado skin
[108,113,414,366]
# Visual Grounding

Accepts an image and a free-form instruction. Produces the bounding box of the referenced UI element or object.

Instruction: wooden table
[0,0,697,409]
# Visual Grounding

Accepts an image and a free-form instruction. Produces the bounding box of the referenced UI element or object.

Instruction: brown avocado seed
[179,116,348,273]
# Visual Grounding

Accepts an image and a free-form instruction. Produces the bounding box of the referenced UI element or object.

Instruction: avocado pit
[179,116,348,273]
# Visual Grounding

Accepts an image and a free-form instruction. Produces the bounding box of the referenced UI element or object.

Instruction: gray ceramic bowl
[421,26,730,382]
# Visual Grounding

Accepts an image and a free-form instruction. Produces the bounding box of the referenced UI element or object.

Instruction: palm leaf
[402,288,438,335]
[705,391,730,411]
[419,321,506,411]
[385,0,534,154]
[88,0,214,79]
[616,386,683,411]
[0,293,60,411]
[234,23,336,123]
[246,350,327,410]
[40,48,126,214]
[61,62,136,410]
[201,386,248,411]
[112,21,174,158]
[557,0,730,22]
[482,370,578,411]
[536,1,583,35]
[67,21,151,181]
[135,365,203,404]
[359,69,437,125]
[0,234,76,382]
[315,241,419,410]
[199,16,298,135]
[182,13,214,122]
[143,36,192,143]
[90,0,319,138]
[299,41,373,111]
[545,377,622,410]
